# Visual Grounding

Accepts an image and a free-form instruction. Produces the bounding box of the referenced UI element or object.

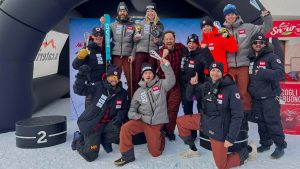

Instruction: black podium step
[15,116,67,148]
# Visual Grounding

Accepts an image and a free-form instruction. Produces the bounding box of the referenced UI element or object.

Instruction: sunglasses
[252,40,265,45]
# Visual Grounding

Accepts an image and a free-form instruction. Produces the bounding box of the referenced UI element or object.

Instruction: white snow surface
[0,98,300,169]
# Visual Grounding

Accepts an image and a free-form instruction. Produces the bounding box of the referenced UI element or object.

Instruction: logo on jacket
[217,94,224,104]
[127,25,134,33]
[208,43,214,50]
[235,93,241,99]
[238,29,246,37]
[258,61,266,69]
[188,60,195,68]
[152,86,160,95]
[141,91,148,103]
[96,94,108,108]
[90,145,98,150]
[116,100,122,109]
[276,59,282,64]
[96,53,103,64]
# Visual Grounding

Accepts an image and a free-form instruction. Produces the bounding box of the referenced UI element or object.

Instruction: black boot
[237,147,249,165]
[102,143,113,153]
[271,147,285,159]
[114,148,135,166]
[257,140,273,153]
[166,132,176,141]
[71,131,83,150]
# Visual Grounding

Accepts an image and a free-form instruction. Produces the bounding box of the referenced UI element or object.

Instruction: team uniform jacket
[248,46,284,99]
[73,75,129,134]
[128,63,176,125]
[186,75,244,144]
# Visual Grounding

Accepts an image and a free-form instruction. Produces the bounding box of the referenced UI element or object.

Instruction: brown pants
[165,84,181,133]
[133,52,150,93]
[177,113,200,137]
[177,114,241,169]
[112,55,134,99]
[228,66,252,112]
[119,120,165,157]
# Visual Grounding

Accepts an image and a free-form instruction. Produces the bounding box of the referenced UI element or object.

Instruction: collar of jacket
[116,16,130,24]
[138,76,159,89]
[223,16,244,29]
[103,81,123,94]
[248,46,273,61]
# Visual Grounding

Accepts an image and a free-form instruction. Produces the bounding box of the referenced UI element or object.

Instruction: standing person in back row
[149,30,185,141]
[222,4,273,123]
[100,1,136,99]
[132,2,164,93]
[248,33,287,159]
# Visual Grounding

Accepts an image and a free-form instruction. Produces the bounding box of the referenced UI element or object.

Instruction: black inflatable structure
[0,0,283,133]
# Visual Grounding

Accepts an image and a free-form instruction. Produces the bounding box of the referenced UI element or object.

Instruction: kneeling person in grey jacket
[114,59,176,166]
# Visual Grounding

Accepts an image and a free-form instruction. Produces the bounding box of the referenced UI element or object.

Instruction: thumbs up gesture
[190,72,199,85]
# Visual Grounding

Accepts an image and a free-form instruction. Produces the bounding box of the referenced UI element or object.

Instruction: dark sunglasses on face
[252,40,265,45]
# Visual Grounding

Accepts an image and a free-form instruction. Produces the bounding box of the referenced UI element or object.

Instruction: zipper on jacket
[232,26,238,67]
[147,23,152,53]
[120,24,125,57]
[147,88,155,124]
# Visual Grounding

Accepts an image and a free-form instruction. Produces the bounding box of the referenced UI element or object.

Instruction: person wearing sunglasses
[248,32,287,159]
[72,64,129,162]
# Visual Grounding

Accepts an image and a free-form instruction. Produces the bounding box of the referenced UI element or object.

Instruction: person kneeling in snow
[177,62,255,169]
[114,59,176,166]
[72,64,129,162]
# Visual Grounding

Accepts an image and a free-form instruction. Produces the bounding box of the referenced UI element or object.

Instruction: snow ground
[0,98,299,169]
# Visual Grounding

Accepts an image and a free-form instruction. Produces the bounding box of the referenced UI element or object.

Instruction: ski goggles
[107,75,119,81]
[252,40,265,45]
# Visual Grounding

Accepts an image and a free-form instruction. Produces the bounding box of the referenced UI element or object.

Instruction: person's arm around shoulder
[160,58,176,91]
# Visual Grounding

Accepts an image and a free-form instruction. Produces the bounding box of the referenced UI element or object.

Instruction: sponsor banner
[266,20,300,37]
[33,31,68,78]
[280,82,300,135]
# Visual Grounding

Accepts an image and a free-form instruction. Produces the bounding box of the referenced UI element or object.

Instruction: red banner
[280,82,300,135]
[266,20,300,37]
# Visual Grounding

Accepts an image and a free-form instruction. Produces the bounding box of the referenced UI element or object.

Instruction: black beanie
[187,34,199,44]
[146,2,157,12]
[141,63,155,75]
[201,16,214,29]
[107,65,121,79]
[251,32,267,44]
[209,62,224,75]
[117,2,128,13]
[92,27,104,37]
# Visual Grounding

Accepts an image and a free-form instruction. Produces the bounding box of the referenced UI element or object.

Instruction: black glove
[78,65,91,76]
[111,116,122,127]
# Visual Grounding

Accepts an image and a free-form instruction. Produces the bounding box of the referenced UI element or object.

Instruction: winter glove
[78,65,92,76]
[220,28,230,38]
[77,49,90,59]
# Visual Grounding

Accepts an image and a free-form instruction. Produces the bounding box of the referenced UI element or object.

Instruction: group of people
[71,1,287,169]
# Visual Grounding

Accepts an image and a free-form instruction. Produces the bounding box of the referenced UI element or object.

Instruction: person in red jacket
[201,16,238,74]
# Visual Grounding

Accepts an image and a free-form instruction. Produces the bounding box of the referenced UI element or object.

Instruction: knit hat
[209,62,224,75]
[251,32,267,44]
[117,2,128,13]
[187,34,199,44]
[223,4,238,16]
[141,63,155,75]
[92,27,104,37]
[107,65,121,79]
[146,2,157,11]
[201,16,213,29]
